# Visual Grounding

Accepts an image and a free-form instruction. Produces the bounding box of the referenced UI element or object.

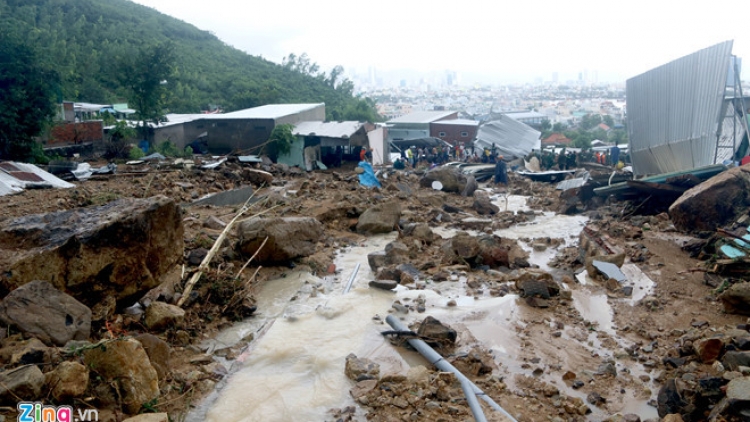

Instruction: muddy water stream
[191,194,659,421]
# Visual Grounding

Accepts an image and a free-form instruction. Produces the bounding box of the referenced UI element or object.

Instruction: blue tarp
[357,161,381,188]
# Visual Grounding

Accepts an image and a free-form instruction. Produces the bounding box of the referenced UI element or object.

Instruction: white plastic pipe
[385,315,517,422]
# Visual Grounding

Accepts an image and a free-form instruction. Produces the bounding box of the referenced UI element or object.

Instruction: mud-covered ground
[0,158,745,422]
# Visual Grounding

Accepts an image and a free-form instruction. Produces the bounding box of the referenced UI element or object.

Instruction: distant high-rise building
[552,72,559,83]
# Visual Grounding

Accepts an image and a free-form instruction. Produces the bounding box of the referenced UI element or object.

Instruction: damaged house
[278,121,379,170]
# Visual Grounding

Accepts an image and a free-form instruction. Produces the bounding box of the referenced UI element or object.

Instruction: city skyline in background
[132,0,750,88]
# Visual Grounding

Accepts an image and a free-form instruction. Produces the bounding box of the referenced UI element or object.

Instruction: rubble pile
[1,155,750,421]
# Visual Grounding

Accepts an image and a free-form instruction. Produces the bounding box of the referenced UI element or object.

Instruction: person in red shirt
[359,148,366,162]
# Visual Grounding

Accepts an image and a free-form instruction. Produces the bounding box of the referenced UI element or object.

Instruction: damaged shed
[278,121,371,170]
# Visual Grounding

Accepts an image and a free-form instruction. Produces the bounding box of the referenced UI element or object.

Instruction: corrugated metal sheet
[474,115,541,158]
[292,121,363,138]
[0,161,75,196]
[211,103,325,119]
[627,40,734,176]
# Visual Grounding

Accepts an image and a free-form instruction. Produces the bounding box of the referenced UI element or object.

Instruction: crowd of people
[391,143,628,180]
[527,145,625,171]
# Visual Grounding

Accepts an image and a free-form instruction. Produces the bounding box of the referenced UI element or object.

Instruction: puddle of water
[571,290,614,336]
[620,263,655,304]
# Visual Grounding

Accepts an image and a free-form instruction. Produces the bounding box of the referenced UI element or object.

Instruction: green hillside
[0,0,379,121]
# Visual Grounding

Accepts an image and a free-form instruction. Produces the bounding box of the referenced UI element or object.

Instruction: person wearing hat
[494,154,508,185]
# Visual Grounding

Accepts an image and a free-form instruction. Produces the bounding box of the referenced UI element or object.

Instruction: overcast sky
[131,0,750,85]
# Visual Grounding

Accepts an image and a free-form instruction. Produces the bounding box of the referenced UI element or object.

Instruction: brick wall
[430,122,478,146]
[49,121,104,146]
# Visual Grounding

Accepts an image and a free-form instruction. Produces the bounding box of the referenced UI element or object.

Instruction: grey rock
[237,216,323,263]
[657,378,688,418]
[0,196,183,306]
[345,353,380,381]
[135,333,171,381]
[720,282,750,316]
[203,215,227,230]
[461,175,478,197]
[144,301,185,331]
[187,248,208,266]
[356,202,401,235]
[420,166,472,193]
[191,186,255,207]
[417,316,457,345]
[0,281,91,346]
[472,190,499,215]
[670,166,750,232]
[723,351,750,371]
[0,365,44,403]
[369,280,398,291]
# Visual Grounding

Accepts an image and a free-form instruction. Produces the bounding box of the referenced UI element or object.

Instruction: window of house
[196,124,204,129]
[254,126,266,131]
[439,132,446,137]
[460,131,469,137]
[217,122,228,127]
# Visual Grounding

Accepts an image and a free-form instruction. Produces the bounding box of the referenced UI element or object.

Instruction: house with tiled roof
[542,133,572,146]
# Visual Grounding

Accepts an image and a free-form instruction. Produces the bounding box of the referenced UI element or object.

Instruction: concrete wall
[153,124,186,148]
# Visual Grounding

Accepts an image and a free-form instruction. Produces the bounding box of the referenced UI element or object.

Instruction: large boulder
[0,196,183,306]
[472,190,499,215]
[83,338,159,414]
[441,232,526,268]
[356,202,401,235]
[669,166,750,231]
[237,216,323,263]
[720,282,750,315]
[0,280,91,346]
[419,166,475,195]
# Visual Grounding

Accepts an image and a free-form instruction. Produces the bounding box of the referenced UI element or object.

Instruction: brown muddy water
[188,195,659,422]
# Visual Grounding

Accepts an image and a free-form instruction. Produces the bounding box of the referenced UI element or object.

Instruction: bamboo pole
[177,194,276,307]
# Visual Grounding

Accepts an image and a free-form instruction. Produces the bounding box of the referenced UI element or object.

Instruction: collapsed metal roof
[292,121,364,138]
[474,114,541,158]
[0,162,75,196]
[627,40,737,176]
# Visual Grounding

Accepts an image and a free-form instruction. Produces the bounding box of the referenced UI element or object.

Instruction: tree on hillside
[0,31,59,162]
[603,115,615,128]
[553,122,567,132]
[116,42,175,140]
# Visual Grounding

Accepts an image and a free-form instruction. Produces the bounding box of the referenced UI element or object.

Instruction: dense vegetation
[0,0,380,122]
[0,30,59,162]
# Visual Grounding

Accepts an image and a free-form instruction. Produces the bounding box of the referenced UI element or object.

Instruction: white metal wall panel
[627,41,733,175]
